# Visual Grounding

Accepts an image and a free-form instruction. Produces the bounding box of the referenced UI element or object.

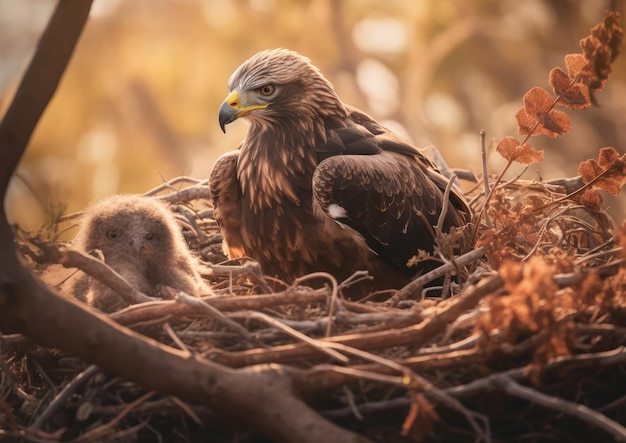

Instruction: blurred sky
[1,0,624,234]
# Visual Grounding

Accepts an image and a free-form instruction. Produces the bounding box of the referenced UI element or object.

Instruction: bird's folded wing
[208,150,246,258]
[313,151,445,272]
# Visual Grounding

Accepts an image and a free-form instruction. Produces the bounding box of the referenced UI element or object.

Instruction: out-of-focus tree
[1,0,623,233]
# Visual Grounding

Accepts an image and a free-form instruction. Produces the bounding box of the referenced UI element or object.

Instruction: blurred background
[1,0,624,236]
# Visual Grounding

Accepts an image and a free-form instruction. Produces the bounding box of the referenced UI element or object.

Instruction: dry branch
[40,242,156,304]
[110,285,330,325]
[211,274,503,367]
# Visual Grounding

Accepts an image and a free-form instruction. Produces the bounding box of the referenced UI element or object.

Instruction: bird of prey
[211,48,470,296]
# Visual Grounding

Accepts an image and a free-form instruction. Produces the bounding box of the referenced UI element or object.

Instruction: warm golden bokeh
[1,0,624,233]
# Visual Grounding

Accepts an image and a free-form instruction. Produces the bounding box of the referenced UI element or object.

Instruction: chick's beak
[218,90,269,133]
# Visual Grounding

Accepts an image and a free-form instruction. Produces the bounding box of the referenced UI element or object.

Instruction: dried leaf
[406,249,433,268]
[577,189,603,211]
[578,147,626,196]
[549,67,590,110]
[514,107,537,136]
[564,53,589,79]
[517,87,571,137]
[402,394,438,441]
[538,108,571,137]
[496,136,544,165]
[523,87,554,118]
[578,10,623,92]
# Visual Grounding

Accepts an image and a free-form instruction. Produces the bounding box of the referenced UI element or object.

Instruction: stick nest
[3,172,626,443]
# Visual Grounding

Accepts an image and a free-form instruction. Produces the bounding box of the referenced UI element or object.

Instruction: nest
[2,172,625,443]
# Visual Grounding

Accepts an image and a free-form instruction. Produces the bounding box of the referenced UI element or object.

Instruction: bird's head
[218,48,345,133]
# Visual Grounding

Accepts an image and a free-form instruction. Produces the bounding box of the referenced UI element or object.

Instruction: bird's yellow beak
[218,90,269,133]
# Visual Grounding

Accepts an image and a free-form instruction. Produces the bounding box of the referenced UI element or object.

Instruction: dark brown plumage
[211,48,470,295]
[66,195,208,312]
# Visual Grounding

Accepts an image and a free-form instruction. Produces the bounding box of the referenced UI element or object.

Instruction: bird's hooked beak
[218,90,269,133]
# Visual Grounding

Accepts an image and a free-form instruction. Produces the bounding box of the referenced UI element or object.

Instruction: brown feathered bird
[67,195,209,312]
[211,48,470,295]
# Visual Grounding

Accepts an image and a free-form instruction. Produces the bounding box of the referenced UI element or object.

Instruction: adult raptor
[211,48,470,295]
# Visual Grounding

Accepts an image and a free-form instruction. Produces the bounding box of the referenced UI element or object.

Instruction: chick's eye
[145,233,155,241]
[106,230,119,240]
[259,84,275,96]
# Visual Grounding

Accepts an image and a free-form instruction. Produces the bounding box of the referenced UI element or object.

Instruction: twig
[212,274,504,367]
[598,395,626,414]
[479,130,492,228]
[172,204,209,242]
[575,245,622,265]
[0,389,20,430]
[312,343,491,441]
[229,307,426,337]
[36,243,155,305]
[521,205,572,261]
[338,270,372,290]
[175,292,264,348]
[0,333,29,347]
[143,176,206,196]
[313,365,405,387]
[110,286,330,325]
[388,247,487,304]
[291,272,339,337]
[164,322,191,355]
[32,365,101,430]
[435,173,457,238]
[155,184,212,205]
[546,175,585,194]
[207,261,273,293]
[492,375,626,442]
[535,165,621,212]
[246,312,349,364]
[168,396,203,425]
[320,396,411,420]
[72,391,157,443]
[342,385,364,420]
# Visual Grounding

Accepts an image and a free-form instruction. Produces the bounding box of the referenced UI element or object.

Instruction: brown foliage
[577,11,623,92]
[493,10,622,171]
[516,87,571,138]
[477,258,573,380]
[549,67,591,110]
[402,393,439,441]
[495,136,544,165]
[578,147,626,196]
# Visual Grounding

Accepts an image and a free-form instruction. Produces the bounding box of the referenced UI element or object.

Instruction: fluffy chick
[67,195,208,312]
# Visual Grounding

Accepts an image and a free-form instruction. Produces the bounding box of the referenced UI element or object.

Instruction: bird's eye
[258,84,275,96]
[107,230,119,240]
[145,233,155,241]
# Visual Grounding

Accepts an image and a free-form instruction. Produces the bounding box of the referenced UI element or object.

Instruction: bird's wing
[313,151,444,272]
[317,106,470,223]
[312,111,471,274]
[208,150,246,258]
